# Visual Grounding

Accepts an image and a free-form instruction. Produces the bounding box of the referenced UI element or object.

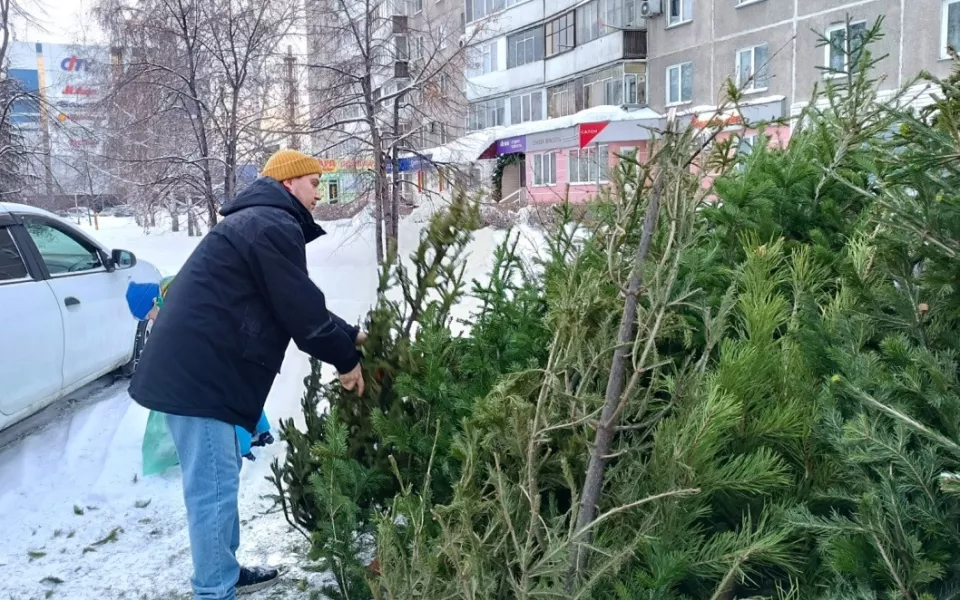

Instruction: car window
[0,227,29,281]
[23,218,103,275]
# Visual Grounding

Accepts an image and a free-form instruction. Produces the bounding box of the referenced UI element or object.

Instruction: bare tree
[92,0,298,227]
[0,0,39,194]
[302,0,474,263]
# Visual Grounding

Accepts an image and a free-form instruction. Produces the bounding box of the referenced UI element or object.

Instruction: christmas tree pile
[273,23,960,599]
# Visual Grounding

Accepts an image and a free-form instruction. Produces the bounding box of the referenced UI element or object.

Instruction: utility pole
[284,46,300,150]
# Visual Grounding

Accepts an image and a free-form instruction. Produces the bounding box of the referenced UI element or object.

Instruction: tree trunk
[372,142,386,265]
[389,97,403,243]
[224,93,239,203]
[170,200,180,232]
[187,195,197,237]
[568,172,665,584]
[389,145,400,245]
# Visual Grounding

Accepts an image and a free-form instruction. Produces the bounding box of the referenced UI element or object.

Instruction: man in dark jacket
[130,149,365,599]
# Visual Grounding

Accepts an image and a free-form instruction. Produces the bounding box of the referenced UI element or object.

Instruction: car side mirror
[111,249,137,270]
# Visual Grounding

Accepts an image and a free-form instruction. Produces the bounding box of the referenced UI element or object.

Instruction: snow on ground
[0,206,546,600]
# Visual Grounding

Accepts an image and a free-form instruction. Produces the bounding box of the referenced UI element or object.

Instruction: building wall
[643,0,951,114]
[524,141,649,205]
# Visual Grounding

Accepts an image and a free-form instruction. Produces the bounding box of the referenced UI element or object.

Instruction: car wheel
[120,320,151,377]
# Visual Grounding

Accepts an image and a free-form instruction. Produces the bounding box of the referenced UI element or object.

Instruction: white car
[0,202,161,432]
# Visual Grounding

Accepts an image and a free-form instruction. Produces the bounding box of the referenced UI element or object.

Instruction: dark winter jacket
[129,177,361,432]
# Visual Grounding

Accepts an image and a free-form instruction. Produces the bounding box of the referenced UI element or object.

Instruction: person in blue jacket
[126,149,367,599]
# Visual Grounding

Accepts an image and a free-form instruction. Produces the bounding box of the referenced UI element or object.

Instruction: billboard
[7,41,109,194]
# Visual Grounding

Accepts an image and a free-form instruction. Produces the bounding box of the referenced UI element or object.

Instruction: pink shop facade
[478,97,790,205]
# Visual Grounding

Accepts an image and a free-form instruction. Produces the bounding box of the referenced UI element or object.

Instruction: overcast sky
[14,0,104,45]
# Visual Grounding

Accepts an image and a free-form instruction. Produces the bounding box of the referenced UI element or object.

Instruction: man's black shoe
[237,566,280,595]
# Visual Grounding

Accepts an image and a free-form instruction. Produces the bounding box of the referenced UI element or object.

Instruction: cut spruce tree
[273,20,960,600]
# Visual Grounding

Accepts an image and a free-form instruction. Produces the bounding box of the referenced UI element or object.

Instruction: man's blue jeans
[167,414,242,600]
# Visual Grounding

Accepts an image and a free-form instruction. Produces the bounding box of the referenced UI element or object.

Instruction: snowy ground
[0,206,545,600]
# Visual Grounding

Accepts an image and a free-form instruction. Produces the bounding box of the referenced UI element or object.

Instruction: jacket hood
[219,177,326,243]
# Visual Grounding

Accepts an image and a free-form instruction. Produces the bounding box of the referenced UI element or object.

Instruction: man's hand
[339,363,365,396]
[355,331,368,347]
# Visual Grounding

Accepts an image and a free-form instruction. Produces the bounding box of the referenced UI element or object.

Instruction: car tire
[120,320,151,377]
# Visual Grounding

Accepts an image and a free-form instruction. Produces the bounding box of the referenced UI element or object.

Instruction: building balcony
[623,29,647,59]
[544,29,646,84]
[466,60,544,101]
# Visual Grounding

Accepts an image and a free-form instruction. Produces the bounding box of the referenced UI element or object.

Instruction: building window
[547,81,576,118]
[327,179,340,203]
[439,25,448,49]
[624,72,639,104]
[468,97,505,130]
[411,0,423,13]
[736,43,769,91]
[532,152,556,186]
[942,0,960,58]
[825,21,867,74]
[510,90,543,124]
[467,40,498,76]
[396,35,409,60]
[668,0,692,26]
[583,65,627,108]
[466,0,526,23]
[415,35,425,59]
[577,1,601,45]
[507,27,544,68]
[666,62,692,105]
[545,12,575,57]
[568,145,609,184]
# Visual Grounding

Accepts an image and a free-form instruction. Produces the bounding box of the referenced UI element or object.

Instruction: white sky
[13,0,104,45]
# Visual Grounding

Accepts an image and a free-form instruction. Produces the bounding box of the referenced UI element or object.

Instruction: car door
[0,222,65,417]
[19,215,136,390]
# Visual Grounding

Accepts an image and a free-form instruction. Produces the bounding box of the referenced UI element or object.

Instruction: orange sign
[317,158,375,173]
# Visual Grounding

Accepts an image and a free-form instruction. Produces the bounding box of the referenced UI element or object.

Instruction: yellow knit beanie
[261,149,323,182]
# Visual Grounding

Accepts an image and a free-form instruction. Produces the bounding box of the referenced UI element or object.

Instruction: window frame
[666,61,693,106]
[545,11,575,58]
[468,96,506,130]
[467,39,499,77]
[20,215,106,279]
[735,43,769,92]
[531,152,557,186]
[824,20,867,75]
[942,0,960,59]
[623,72,639,104]
[0,226,31,285]
[507,26,543,68]
[568,144,610,185]
[396,35,410,61]
[547,82,575,118]
[509,90,543,124]
[576,0,601,45]
[667,0,692,26]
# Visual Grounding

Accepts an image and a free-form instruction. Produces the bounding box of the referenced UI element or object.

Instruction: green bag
[142,410,181,476]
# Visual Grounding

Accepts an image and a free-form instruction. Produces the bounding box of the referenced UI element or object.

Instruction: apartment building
[437,0,960,205]
[646,0,955,114]
[304,0,467,204]
[463,0,648,131]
